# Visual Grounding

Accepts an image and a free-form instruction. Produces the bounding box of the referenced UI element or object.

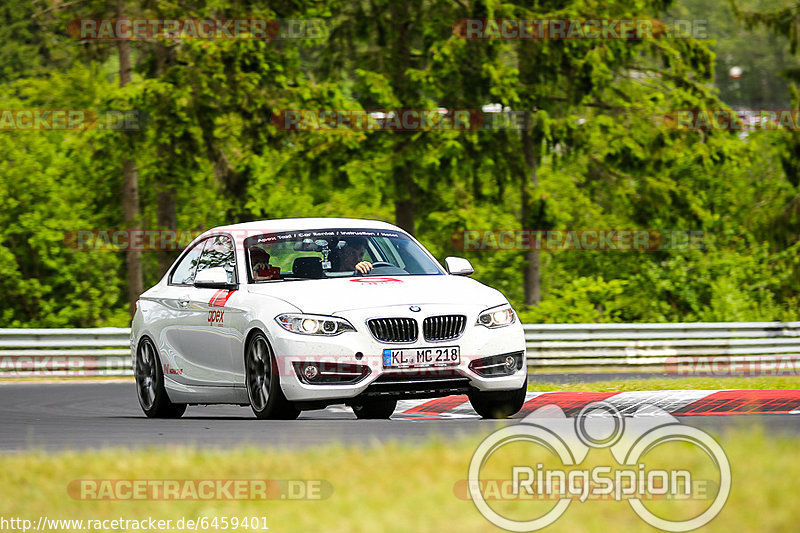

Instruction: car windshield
[244,228,443,282]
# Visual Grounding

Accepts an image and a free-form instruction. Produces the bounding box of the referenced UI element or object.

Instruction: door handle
[178,297,190,308]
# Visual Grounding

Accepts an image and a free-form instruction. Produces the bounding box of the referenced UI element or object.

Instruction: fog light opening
[304,364,319,380]
[504,355,516,369]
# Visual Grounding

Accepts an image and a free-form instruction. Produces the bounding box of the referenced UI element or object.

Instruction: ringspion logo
[467,402,730,531]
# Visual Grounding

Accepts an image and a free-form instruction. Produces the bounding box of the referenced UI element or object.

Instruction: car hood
[246,275,508,314]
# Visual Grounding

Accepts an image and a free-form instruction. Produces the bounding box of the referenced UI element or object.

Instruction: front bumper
[268,306,527,403]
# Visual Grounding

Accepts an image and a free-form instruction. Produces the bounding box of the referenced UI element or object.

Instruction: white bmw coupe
[131,218,527,420]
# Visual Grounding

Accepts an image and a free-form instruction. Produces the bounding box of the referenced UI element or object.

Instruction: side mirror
[194,267,236,289]
[444,256,474,276]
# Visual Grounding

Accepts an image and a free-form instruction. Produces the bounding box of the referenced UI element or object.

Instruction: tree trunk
[394,174,416,235]
[389,1,416,235]
[118,0,142,317]
[521,128,541,305]
[121,159,142,316]
[156,183,177,276]
[153,45,177,277]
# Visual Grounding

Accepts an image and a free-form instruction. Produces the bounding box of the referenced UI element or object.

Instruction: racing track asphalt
[1,381,799,452]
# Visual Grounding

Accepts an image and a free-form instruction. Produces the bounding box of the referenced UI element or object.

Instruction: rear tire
[134,337,186,419]
[468,377,527,419]
[352,399,397,419]
[245,332,300,420]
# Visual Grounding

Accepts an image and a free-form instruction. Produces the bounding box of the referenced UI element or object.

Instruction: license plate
[382,346,460,368]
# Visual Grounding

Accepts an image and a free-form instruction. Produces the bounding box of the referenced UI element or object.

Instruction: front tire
[468,377,527,419]
[245,332,300,420]
[352,399,397,419]
[134,337,186,418]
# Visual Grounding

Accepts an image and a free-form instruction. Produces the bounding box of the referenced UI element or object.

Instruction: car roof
[200,218,407,243]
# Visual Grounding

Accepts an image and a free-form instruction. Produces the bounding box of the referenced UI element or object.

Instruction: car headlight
[275,314,356,336]
[476,306,516,328]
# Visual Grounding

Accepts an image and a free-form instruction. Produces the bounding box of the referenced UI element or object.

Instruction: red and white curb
[379,389,800,419]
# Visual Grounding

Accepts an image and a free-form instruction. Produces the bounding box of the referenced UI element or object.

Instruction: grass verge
[1,428,798,532]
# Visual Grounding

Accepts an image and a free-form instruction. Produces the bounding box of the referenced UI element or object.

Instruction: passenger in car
[250,247,281,280]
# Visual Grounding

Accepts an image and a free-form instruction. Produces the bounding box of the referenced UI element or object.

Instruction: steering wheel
[354,261,394,275]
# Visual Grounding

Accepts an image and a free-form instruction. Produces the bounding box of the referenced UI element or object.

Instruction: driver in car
[335,238,373,275]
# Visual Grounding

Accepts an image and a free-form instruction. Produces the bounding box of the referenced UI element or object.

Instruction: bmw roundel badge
[409,306,421,312]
